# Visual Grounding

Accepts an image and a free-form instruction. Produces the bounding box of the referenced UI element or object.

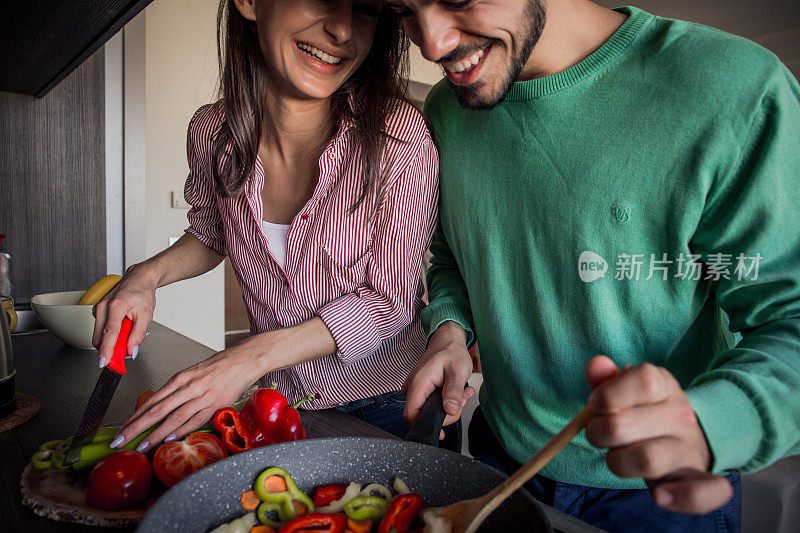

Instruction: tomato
[152,432,227,487]
[86,450,152,510]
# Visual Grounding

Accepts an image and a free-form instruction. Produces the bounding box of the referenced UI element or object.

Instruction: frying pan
[137,391,552,532]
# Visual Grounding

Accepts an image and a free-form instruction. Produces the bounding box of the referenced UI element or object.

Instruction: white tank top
[261,220,291,270]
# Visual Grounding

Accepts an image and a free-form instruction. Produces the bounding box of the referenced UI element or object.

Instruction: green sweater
[422,6,800,489]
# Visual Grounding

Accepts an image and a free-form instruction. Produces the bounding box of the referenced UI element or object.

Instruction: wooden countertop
[1,323,600,533]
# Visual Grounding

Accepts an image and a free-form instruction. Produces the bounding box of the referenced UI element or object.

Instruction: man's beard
[449,0,546,110]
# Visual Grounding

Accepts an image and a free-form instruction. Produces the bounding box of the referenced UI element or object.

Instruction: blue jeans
[337,391,462,452]
[469,407,742,533]
[337,391,412,439]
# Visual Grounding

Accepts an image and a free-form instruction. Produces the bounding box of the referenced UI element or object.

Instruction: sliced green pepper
[344,495,390,521]
[254,468,314,509]
[31,450,53,469]
[257,498,295,528]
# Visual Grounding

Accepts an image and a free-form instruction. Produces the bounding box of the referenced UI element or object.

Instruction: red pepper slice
[278,513,347,533]
[212,407,252,454]
[378,493,424,533]
[313,483,348,508]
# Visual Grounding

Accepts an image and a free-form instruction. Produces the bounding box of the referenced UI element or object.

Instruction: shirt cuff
[421,299,475,347]
[317,294,381,364]
[686,379,764,473]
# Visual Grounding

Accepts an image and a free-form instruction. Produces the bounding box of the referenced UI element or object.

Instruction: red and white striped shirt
[183,101,439,408]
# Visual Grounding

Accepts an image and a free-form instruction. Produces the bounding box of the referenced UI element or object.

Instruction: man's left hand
[584,356,733,514]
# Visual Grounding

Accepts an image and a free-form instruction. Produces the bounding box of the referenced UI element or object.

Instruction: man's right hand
[402,321,475,434]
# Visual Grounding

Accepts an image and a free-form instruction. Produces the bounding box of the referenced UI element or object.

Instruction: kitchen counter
[1,323,600,533]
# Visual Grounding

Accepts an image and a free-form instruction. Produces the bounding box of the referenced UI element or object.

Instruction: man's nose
[408,10,459,62]
[324,0,354,43]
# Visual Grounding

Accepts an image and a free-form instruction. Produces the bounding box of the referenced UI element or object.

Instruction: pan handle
[403,388,447,447]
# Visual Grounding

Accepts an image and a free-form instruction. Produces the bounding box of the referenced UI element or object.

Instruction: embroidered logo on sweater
[611,204,632,223]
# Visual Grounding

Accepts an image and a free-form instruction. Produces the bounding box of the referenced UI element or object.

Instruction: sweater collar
[505,6,653,101]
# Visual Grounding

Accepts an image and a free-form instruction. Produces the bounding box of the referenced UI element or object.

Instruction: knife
[64,317,134,466]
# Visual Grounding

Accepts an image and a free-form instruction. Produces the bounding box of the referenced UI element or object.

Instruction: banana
[78,274,122,305]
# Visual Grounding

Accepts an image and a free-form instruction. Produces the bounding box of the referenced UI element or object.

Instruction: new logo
[579,251,608,283]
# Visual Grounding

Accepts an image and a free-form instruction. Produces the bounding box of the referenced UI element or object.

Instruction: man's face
[389,0,545,110]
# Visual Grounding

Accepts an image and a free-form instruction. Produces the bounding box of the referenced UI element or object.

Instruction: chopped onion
[208,512,256,533]
[360,483,393,500]
[317,482,362,513]
[393,477,411,495]
[421,507,452,533]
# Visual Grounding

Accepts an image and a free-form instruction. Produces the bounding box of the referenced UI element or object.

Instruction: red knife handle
[106,317,133,375]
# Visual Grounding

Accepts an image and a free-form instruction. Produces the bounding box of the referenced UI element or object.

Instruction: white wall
[409,44,443,86]
[143,0,225,351]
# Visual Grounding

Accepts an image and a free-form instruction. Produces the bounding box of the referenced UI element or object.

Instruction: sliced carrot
[262,475,288,493]
[250,526,276,533]
[240,490,260,511]
[346,518,372,533]
[292,500,308,516]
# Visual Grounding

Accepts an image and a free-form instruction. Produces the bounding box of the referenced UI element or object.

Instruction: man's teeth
[446,49,485,73]
[297,43,342,65]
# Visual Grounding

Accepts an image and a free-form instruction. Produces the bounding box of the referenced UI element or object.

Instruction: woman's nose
[323,0,355,44]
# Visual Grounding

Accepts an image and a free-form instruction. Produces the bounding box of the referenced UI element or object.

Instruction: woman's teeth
[296,43,342,65]
[446,49,485,74]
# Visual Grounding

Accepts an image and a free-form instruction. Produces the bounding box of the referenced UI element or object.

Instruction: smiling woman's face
[234,0,382,100]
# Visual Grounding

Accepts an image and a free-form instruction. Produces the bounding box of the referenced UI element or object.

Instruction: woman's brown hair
[212,0,410,216]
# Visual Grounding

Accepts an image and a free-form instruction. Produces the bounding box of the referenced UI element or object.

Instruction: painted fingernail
[132,345,139,360]
[164,434,178,443]
[136,440,150,453]
[109,435,125,448]
[655,489,673,507]
[98,356,107,368]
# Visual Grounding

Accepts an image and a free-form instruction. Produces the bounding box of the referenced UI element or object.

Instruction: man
[391,0,800,530]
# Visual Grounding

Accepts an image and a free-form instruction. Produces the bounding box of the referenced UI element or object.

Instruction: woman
[95,0,442,452]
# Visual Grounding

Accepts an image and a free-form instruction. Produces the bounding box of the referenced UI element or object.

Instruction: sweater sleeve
[685,64,800,474]
[420,224,476,347]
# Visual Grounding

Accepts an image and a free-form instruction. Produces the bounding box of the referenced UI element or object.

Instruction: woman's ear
[232,0,257,21]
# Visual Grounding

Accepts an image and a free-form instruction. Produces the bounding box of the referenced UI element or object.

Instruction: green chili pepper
[71,424,157,471]
[50,448,70,469]
[31,450,53,469]
[93,426,120,442]
[257,498,295,528]
[39,440,63,452]
[343,495,389,521]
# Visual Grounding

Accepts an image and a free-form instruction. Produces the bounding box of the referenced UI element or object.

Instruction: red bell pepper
[278,513,347,533]
[213,407,252,454]
[378,493,424,533]
[313,483,349,508]
[238,384,317,448]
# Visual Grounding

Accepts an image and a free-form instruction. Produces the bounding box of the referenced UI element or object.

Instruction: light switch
[171,190,190,209]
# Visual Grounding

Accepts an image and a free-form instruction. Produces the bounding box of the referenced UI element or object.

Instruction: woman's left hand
[109,338,268,452]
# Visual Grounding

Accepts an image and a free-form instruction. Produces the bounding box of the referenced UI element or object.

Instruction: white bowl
[31,291,96,350]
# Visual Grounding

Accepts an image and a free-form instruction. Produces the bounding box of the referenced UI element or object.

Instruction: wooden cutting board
[20,462,164,528]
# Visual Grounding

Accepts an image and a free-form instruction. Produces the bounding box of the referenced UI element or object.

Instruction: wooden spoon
[438,405,593,533]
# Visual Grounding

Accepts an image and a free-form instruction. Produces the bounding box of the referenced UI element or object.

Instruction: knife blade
[64,317,133,466]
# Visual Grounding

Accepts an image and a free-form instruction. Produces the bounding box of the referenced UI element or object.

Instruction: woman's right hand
[92,263,159,363]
